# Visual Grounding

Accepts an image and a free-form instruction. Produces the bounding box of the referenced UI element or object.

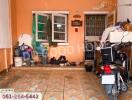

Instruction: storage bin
[14,57,22,67]
[101,46,116,64]
[40,55,48,64]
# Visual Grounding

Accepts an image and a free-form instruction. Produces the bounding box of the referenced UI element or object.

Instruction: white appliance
[109,31,132,43]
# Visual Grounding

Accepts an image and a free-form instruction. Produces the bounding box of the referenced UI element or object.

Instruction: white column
[117,0,132,22]
[0,0,12,71]
[0,0,11,48]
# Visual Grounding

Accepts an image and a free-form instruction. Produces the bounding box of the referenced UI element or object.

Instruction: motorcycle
[100,43,129,100]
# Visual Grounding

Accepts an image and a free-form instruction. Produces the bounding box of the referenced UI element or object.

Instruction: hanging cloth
[32,14,41,49]
[46,17,52,46]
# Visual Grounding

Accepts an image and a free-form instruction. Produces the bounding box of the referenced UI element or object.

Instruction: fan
[85,42,94,51]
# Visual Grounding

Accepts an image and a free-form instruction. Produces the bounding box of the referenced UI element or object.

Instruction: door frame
[84,11,114,42]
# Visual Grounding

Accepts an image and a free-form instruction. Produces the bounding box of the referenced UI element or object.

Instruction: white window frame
[34,12,68,43]
[35,13,48,42]
[52,13,67,42]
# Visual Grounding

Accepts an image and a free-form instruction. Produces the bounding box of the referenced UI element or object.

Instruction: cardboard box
[124,24,132,31]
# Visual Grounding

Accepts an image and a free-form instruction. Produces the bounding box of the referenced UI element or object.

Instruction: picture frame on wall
[71,20,83,27]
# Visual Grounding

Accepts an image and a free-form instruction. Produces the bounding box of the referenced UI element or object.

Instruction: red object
[104,65,112,74]
[75,28,78,32]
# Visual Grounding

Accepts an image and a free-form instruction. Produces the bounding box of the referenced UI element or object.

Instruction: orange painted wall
[6,48,11,67]
[0,49,11,72]
[11,0,117,62]
[0,49,6,72]
[10,0,17,46]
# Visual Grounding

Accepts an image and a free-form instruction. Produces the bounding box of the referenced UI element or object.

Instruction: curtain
[46,17,52,46]
[32,14,57,49]
[32,14,40,49]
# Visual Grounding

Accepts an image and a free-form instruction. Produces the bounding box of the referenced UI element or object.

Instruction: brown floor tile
[47,77,64,92]
[64,90,83,100]
[43,92,63,100]
[0,68,132,100]
[83,89,106,100]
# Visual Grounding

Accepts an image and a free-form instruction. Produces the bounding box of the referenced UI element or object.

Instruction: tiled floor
[0,67,132,100]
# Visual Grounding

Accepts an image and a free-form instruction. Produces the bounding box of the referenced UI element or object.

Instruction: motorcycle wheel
[108,84,118,100]
[121,83,128,92]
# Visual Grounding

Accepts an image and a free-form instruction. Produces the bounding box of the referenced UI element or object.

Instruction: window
[85,15,106,36]
[36,13,48,42]
[52,14,67,42]
[35,13,68,43]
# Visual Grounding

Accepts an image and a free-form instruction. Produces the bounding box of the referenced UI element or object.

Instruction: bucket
[41,55,47,64]
[14,57,22,67]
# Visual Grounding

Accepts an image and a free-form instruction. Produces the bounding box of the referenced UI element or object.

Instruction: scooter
[100,43,129,100]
